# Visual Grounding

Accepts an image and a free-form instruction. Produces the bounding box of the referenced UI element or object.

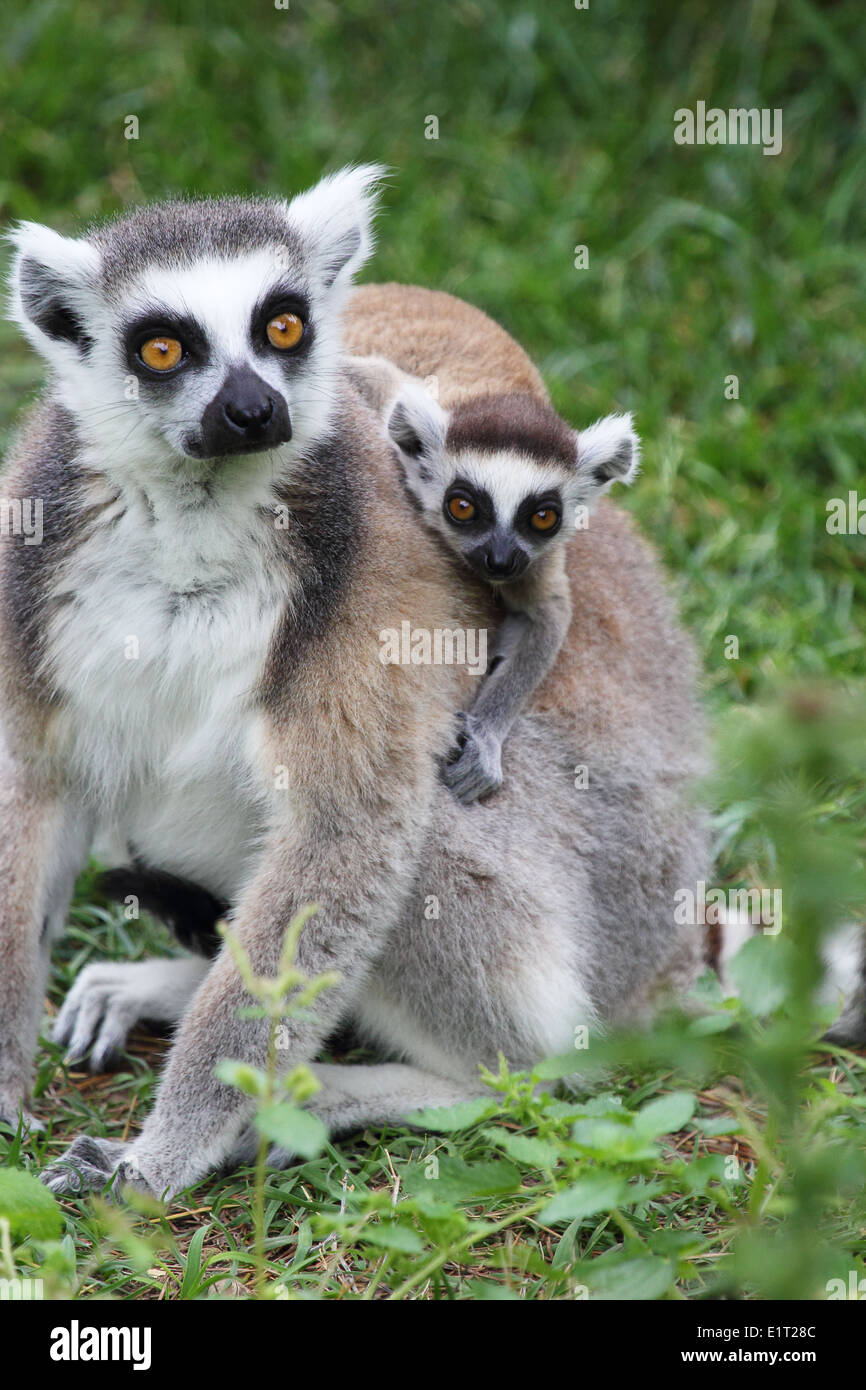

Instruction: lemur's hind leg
[52,956,211,1071]
[0,767,91,1131]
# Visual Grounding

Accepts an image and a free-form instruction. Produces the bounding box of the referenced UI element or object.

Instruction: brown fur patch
[446,392,576,469]
[258,384,495,816]
[343,283,548,408]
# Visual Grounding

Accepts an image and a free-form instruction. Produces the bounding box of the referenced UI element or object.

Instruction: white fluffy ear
[386,379,448,465]
[575,412,640,495]
[286,164,387,293]
[344,354,411,416]
[7,222,100,357]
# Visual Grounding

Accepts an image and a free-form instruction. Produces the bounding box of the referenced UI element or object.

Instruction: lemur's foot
[0,1094,44,1136]
[443,713,504,805]
[42,1135,153,1198]
[51,957,208,1072]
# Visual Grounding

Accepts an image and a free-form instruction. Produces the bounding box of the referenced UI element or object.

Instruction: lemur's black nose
[484,548,525,580]
[224,394,274,431]
[193,364,292,458]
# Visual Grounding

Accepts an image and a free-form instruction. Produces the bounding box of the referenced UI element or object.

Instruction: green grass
[0,0,864,1300]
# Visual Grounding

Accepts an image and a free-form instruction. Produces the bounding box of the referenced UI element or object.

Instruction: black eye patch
[514,490,563,538]
[123,309,209,378]
[445,478,495,527]
[251,284,313,356]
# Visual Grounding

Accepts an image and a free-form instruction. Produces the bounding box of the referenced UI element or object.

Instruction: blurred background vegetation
[0,0,863,1300]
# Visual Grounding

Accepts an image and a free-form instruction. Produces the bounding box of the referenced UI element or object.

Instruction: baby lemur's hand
[443,712,503,805]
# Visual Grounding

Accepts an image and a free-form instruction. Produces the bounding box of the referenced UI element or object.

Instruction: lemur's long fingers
[89,1001,140,1073]
[52,965,123,1046]
[62,992,112,1066]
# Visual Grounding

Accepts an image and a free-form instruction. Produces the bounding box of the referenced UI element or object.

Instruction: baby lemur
[348,358,639,803]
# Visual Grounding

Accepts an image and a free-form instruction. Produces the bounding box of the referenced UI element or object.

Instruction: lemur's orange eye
[266,313,304,350]
[447,495,476,523]
[530,506,560,532]
[139,336,183,371]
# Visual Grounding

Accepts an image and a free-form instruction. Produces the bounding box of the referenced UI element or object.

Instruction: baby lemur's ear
[285,164,388,294]
[575,412,641,497]
[386,379,449,465]
[344,354,414,416]
[8,222,101,360]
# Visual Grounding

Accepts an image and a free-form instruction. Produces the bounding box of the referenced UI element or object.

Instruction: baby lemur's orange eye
[447,495,476,523]
[139,336,183,371]
[530,506,560,532]
[266,313,304,350]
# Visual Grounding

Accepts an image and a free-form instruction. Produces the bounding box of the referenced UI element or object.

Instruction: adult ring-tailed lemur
[0,169,826,1199]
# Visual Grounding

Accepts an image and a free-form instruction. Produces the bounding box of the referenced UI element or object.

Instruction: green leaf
[541,1175,626,1225]
[401,1156,522,1204]
[255,1103,328,1159]
[647,1228,710,1259]
[462,1279,521,1299]
[483,1129,560,1169]
[688,1011,736,1036]
[633,1090,696,1138]
[676,1154,729,1194]
[627,1178,669,1204]
[580,1253,674,1301]
[694,1116,742,1137]
[405,1097,494,1131]
[533,1053,581,1081]
[179,1224,209,1299]
[362,1222,424,1253]
[551,1217,584,1269]
[728,932,797,1015]
[551,1093,626,1122]
[0,1167,63,1240]
[570,1118,657,1162]
[286,1219,313,1273]
[688,968,726,1006]
[582,1094,627,1116]
[214,1060,267,1098]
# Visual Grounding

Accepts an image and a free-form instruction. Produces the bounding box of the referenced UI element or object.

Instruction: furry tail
[97,867,227,959]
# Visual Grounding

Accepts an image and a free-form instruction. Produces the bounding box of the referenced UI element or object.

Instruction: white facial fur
[98,249,332,467]
[6,165,385,496]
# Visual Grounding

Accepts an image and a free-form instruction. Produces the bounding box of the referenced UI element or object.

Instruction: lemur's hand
[443,712,504,805]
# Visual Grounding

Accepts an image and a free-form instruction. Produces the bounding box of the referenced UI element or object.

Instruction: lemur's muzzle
[467,541,529,583]
[192,364,292,458]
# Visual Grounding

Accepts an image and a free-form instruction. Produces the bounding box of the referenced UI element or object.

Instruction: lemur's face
[385,382,640,585]
[111,250,310,461]
[8,166,384,480]
[438,454,566,582]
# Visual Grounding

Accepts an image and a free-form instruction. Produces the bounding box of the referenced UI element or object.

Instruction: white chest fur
[43,474,293,899]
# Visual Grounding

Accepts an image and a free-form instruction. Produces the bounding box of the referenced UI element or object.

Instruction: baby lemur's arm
[443,558,571,804]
